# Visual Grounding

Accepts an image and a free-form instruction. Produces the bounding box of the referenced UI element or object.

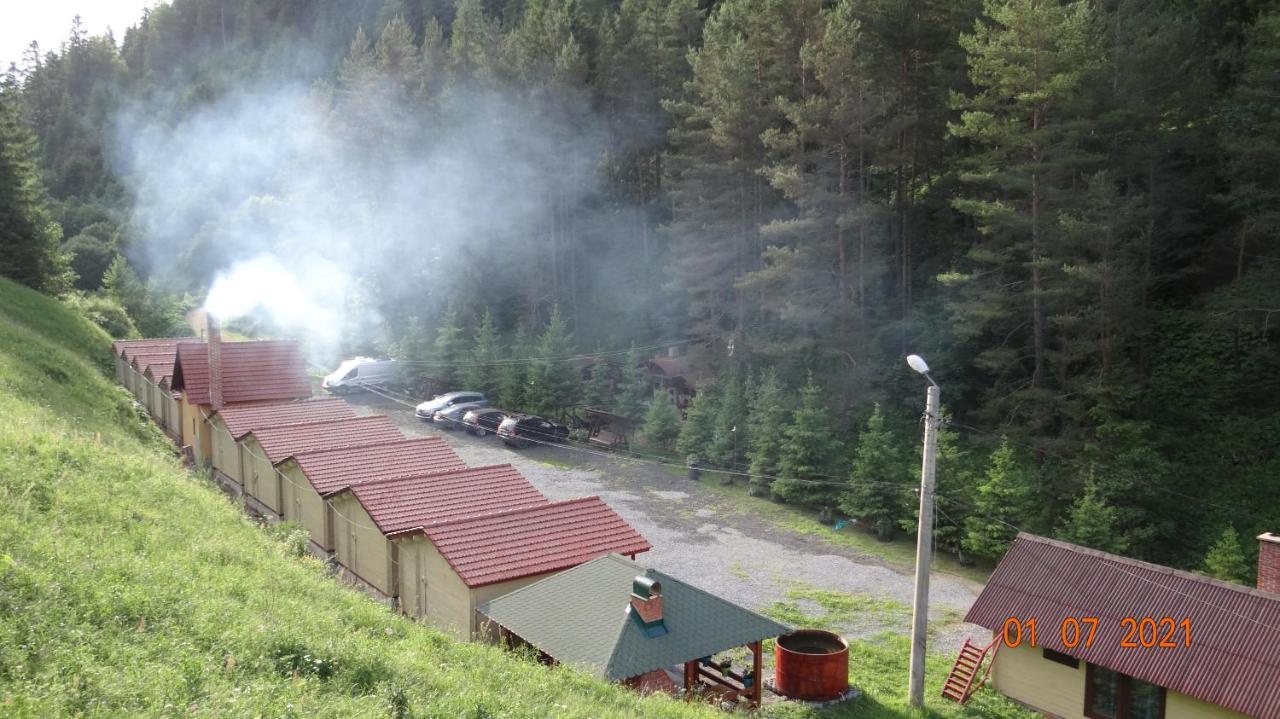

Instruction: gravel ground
[346,393,985,654]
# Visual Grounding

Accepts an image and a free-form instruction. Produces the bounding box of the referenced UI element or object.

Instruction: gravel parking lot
[346,393,985,654]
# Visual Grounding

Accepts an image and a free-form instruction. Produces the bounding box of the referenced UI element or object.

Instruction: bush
[63,292,139,339]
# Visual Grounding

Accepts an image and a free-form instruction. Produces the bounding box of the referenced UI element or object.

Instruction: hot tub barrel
[773,630,849,701]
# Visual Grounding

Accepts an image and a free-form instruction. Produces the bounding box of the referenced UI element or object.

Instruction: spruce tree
[746,368,787,497]
[432,308,466,389]
[613,344,651,422]
[464,309,501,398]
[497,325,532,410]
[773,375,842,507]
[964,439,1039,561]
[525,307,578,416]
[1202,526,1250,585]
[1056,480,1127,555]
[675,383,718,464]
[840,404,909,540]
[641,390,682,452]
[709,368,748,469]
[582,353,613,409]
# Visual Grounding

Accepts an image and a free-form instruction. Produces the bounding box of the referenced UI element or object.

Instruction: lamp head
[906,354,930,375]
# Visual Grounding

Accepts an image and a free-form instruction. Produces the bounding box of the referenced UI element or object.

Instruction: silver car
[414,391,487,421]
[432,400,490,429]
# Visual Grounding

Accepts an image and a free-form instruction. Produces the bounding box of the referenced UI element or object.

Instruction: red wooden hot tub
[774,630,849,701]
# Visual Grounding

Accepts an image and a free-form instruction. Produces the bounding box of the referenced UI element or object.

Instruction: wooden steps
[941,636,999,704]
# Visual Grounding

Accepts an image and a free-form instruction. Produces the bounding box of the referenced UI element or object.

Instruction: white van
[322,357,397,393]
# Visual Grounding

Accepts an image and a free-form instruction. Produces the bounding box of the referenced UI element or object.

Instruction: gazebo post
[750,640,762,707]
[683,660,698,694]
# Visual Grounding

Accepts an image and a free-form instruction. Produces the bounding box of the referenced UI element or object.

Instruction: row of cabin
[111,319,652,642]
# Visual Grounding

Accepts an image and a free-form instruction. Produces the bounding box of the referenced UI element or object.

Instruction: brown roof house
[398,496,651,641]
[326,464,547,608]
[169,315,312,467]
[113,337,193,397]
[235,415,403,519]
[957,532,1280,719]
[206,398,356,494]
[274,437,467,556]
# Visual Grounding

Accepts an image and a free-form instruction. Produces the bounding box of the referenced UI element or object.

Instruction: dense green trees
[7,0,1280,575]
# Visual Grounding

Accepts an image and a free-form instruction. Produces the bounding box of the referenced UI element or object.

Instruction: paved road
[345,393,985,653]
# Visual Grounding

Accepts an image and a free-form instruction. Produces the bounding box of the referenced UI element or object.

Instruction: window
[1043,648,1079,669]
[1086,665,1165,719]
[343,367,359,380]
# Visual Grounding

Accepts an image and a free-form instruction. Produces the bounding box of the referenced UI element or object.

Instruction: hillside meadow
[0,277,1030,719]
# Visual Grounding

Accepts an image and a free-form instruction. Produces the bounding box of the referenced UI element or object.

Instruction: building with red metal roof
[396,496,651,640]
[237,416,403,517]
[205,398,357,490]
[957,532,1280,719]
[327,465,548,601]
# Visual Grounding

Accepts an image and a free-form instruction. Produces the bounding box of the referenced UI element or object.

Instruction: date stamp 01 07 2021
[1000,616,1192,650]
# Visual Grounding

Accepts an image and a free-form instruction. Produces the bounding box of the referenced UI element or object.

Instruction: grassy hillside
[0,277,1030,719]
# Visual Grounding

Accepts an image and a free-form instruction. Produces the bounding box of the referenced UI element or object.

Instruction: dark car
[462,407,509,437]
[496,414,569,448]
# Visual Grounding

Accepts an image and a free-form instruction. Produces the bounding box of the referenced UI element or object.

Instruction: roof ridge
[253,414,390,436]
[423,495,600,533]
[648,566,792,630]
[1016,532,1280,602]
[349,464,516,493]
[290,435,443,458]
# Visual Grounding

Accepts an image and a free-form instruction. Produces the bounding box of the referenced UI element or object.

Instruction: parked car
[433,400,490,429]
[497,414,570,448]
[462,407,509,437]
[415,391,487,421]
[322,357,397,393]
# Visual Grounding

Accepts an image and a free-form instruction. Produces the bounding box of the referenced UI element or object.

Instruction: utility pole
[906,355,940,708]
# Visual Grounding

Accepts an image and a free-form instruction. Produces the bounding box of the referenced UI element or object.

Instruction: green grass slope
[0,277,1032,719]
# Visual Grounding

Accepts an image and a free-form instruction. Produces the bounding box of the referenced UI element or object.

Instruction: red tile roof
[246,416,404,465]
[132,352,175,376]
[142,356,176,384]
[966,533,1280,719]
[345,464,547,538]
[114,338,198,360]
[213,399,356,439]
[424,497,651,588]
[286,437,467,497]
[173,340,311,406]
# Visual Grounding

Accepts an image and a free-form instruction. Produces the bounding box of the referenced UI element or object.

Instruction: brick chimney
[1259,533,1280,594]
[207,313,224,410]
[628,575,667,637]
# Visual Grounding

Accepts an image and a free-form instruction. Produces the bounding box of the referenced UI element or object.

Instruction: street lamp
[906,354,940,709]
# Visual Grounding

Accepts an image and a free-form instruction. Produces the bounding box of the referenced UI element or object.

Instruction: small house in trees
[953,532,1280,719]
[326,464,547,606]
[642,351,708,412]
[478,554,790,707]
[170,317,312,466]
[236,415,403,518]
[397,496,651,640]
[207,398,356,491]
[275,437,466,556]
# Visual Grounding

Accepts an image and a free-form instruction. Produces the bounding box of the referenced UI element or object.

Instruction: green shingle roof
[477,554,791,680]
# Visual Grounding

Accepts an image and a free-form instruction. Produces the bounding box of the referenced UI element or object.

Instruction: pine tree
[746,368,787,497]
[773,375,843,507]
[525,306,578,416]
[1201,526,1251,585]
[432,308,466,389]
[709,368,748,469]
[613,344,651,422]
[675,383,718,463]
[464,309,501,398]
[582,354,613,409]
[1056,480,1127,555]
[964,439,1040,561]
[0,80,72,293]
[497,325,532,410]
[641,390,682,451]
[840,404,909,540]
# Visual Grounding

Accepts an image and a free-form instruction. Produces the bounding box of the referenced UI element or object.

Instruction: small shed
[961,533,1280,719]
[478,554,789,707]
[275,437,466,555]
[131,352,172,418]
[141,358,176,437]
[400,497,651,641]
[328,464,547,605]
[114,338,193,397]
[170,329,312,466]
[207,398,356,490]
[237,416,403,517]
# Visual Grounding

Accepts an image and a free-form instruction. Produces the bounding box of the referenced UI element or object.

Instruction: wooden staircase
[941,636,1000,704]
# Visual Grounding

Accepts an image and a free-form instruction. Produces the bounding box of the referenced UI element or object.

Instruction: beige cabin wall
[241,436,281,514]
[210,418,240,481]
[163,392,181,437]
[278,463,329,553]
[330,495,393,597]
[397,537,472,641]
[992,642,1247,719]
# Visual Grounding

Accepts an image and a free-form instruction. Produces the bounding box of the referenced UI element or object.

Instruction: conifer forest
[3,0,1279,579]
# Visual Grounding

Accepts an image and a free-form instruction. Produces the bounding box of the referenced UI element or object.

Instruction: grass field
[0,277,1031,719]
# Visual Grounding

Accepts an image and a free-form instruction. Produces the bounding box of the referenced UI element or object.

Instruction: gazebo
[478,554,790,708]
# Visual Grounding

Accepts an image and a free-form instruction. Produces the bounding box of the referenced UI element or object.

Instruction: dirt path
[346,394,986,653]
